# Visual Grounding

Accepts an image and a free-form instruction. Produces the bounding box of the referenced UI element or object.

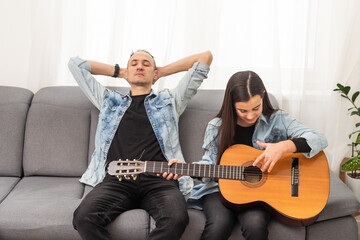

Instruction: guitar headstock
[108,159,145,181]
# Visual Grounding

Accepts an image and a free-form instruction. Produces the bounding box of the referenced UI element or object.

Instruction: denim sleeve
[193,120,220,183]
[68,57,108,110]
[196,122,219,165]
[171,62,210,117]
[281,111,328,158]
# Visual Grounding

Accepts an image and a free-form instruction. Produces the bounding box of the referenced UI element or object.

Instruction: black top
[234,124,256,146]
[106,94,167,166]
[234,124,311,153]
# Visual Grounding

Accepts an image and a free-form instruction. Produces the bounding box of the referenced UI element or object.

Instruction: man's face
[125,51,158,86]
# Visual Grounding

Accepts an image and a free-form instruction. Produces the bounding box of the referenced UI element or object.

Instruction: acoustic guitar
[107,144,329,226]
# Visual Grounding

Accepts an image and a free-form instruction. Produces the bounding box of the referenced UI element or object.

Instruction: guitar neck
[145,161,244,180]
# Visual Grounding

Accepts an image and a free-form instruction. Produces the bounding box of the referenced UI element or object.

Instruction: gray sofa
[0,85,359,240]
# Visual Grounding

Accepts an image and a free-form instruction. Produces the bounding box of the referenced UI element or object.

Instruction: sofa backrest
[179,89,224,163]
[0,86,33,177]
[23,86,97,177]
[22,86,278,177]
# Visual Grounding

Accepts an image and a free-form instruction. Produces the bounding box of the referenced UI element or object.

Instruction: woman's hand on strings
[252,140,296,173]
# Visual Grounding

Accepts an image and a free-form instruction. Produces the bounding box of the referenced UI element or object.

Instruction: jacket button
[152,123,156,126]
[159,138,162,141]
[148,110,151,113]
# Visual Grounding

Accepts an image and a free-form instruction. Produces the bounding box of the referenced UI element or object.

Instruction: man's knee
[73,205,102,230]
[170,208,189,228]
[72,206,88,230]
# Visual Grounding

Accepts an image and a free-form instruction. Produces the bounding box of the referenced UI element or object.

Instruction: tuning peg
[117,175,122,181]
[132,174,137,180]
[124,175,131,180]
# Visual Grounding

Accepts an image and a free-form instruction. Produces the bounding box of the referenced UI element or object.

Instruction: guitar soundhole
[243,166,262,183]
[240,161,267,188]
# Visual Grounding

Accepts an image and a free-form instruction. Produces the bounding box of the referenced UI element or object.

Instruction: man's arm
[69,57,129,109]
[165,51,212,116]
[86,60,126,78]
[155,51,212,81]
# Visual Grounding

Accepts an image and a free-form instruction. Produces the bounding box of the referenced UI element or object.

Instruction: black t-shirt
[106,94,167,166]
[234,124,256,146]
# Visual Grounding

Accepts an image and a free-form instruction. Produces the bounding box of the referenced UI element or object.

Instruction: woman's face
[234,95,263,127]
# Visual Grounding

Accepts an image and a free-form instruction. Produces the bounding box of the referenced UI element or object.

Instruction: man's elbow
[68,57,78,70]
[199,50,213,66]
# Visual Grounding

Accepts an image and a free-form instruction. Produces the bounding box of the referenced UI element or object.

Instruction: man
[68,50,212,240]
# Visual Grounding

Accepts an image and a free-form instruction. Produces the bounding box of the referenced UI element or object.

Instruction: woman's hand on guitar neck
[253,140,297,173]
[157,159,183,180]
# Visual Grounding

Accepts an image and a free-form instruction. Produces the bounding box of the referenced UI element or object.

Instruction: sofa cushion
[0,176,83,240]
[307,215,358,240]
[0,177,20,204]
[179,90,224,164]
[23,103,90,177]
[0,86,33,177]
[316,170,360,222]
[31,86,96,109]
[108,209,152,240]
[229,218,306,240]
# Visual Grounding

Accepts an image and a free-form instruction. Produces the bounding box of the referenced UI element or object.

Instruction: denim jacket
[188,110,328,209]
[68,57,210,195]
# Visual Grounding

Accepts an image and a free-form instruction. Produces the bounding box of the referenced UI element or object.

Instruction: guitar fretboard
[145,162,245,180]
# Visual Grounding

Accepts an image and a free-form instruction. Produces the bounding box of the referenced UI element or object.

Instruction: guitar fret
[187,164,190,176]
[160,163,163,173]
[203,165,206,177]
[152,162,155,173]
[181,164,184,175]
[175,164,177,174]
[209,164,211,178]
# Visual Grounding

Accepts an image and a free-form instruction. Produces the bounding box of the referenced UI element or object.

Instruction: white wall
[0,0,32,90]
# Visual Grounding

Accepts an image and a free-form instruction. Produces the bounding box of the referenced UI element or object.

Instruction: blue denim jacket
[68,57,210,195]
[188,111,328,209]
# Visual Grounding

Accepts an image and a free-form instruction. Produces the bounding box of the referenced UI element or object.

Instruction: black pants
[201,192,271,240]
[73,173,189,240]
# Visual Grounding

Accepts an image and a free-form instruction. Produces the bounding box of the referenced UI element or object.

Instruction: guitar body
[218,144,330,226]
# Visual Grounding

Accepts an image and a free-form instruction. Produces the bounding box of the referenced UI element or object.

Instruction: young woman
[187,71,328,240]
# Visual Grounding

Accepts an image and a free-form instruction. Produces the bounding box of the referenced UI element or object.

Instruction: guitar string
[144,165,297,180]
[113,162,301,179]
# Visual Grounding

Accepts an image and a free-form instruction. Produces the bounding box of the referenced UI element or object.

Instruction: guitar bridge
[291,158,299,197]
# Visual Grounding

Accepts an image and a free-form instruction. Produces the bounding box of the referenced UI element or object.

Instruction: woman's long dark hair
[215,71,277,164]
